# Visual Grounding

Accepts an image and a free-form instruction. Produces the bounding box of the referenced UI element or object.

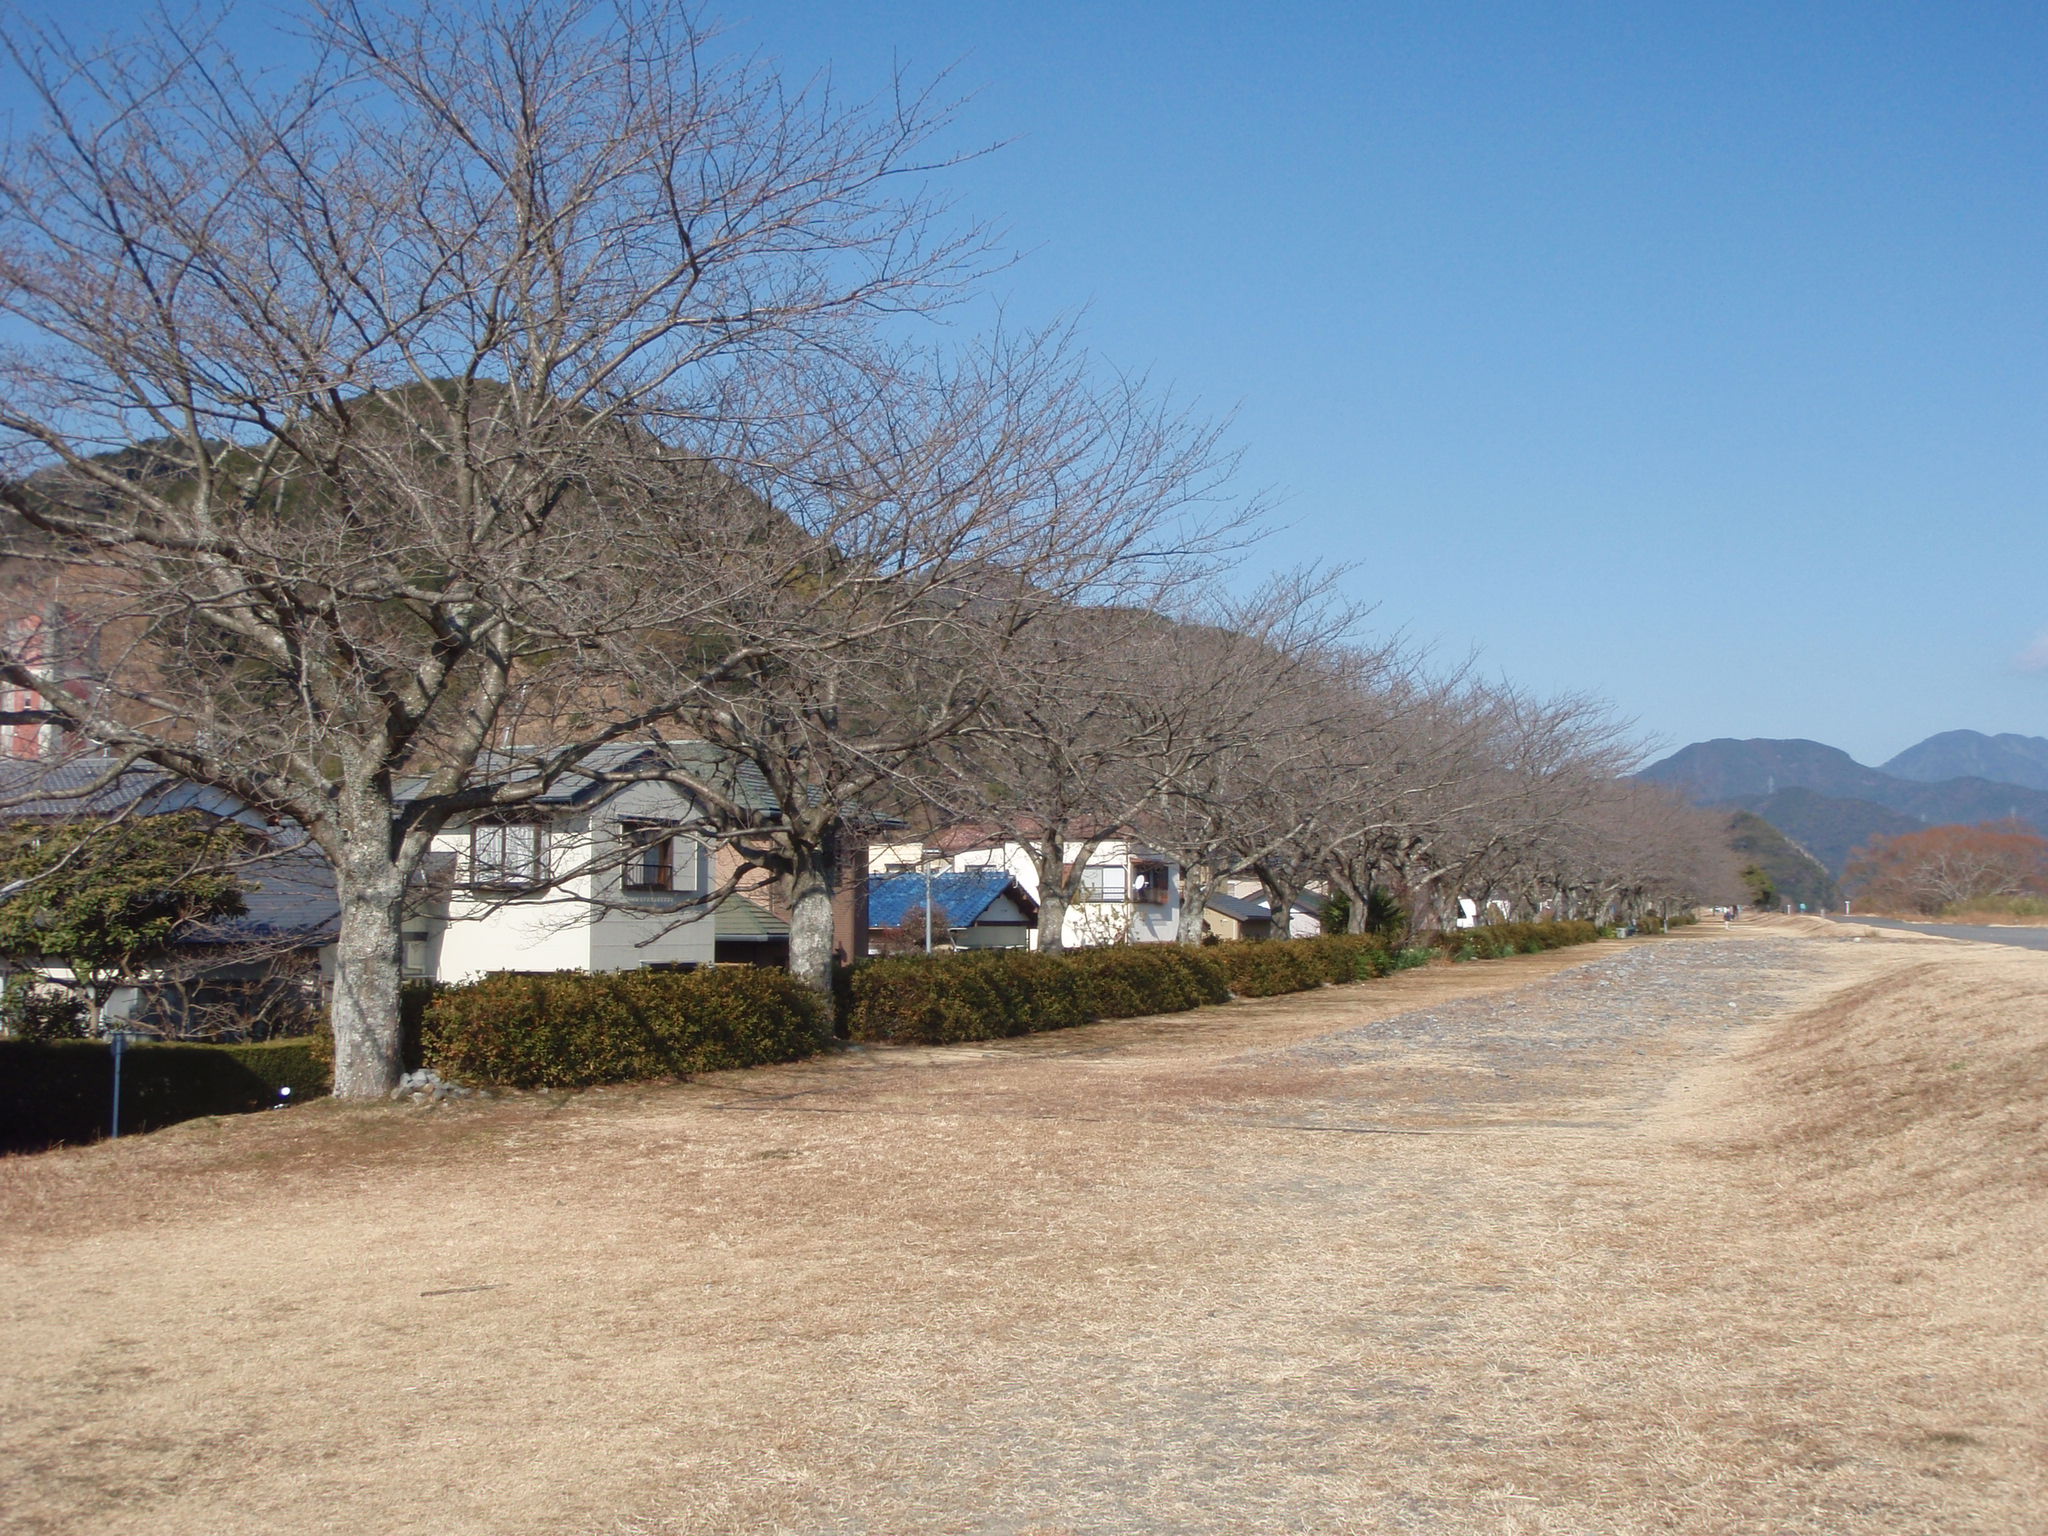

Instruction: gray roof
[179,846,339,947]
[0,757,253,823]
[713,894,789,941]
[1204,890,1269,922]
[1206,891,1325,923]
[404,741,781,816]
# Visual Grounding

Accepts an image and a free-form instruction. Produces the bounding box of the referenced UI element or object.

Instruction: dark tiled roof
[404,741,781,815]
[0,758,251,822]
[179,846,339,947]
[1203,890,1268,922]
[712,894,789,941]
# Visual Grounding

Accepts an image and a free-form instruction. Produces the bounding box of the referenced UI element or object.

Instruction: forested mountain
[1638,738,1905,804]
[1638,735,2048,875]
[1724,809,1838,911]
[1717,789,1919,879]
[1882,730,2048,791]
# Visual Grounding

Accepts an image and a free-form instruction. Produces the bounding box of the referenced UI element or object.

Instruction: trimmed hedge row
[1427,919,1602,960]
[1209,933,1420,996]
[422,965,829,1088]
[846,923,1596,1046]
[845,944,1230,1045]
[0,1037,329,1154]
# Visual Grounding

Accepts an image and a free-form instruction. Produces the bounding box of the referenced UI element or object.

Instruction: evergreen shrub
[423,966,827,1088]
[845,948,1090,1044]
[1207,934,1407,994]
[1067,944,1230,1017]
[845,919,1599,1046]
[1429,920,1601,959]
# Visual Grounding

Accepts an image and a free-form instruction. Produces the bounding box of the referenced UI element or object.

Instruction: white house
[413,744,787,982]
[869,829,1182,949]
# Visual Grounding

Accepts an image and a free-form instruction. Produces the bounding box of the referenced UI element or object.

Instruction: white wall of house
[429,781,719,981]
[946,891,1034,949]
[947,838,1181,948]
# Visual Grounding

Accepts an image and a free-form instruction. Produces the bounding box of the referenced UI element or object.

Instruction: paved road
[1831,913,2048,950]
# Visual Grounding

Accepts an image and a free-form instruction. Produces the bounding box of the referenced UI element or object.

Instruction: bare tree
[0,0,1052,1095]
[927,602,1222,954]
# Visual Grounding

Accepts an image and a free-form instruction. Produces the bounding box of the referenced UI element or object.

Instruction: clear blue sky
[12,1,2047,765]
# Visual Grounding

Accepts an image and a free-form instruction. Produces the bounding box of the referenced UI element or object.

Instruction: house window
[402,931,432,978]
[621,821,705,894]
[1132,861,1171,907]
[621,820,676,892]
[1079,863,1128,903]
[469,821,548,890]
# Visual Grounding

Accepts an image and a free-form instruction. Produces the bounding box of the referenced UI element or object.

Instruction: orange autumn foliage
[1844,819,2048,915]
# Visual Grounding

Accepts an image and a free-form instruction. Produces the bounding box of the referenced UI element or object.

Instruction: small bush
[1,977,87,1040]
[423,966,828,1088]
[0,1036,329,1153]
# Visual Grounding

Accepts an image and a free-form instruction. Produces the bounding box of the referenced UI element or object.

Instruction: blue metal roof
[868,869,1032,931]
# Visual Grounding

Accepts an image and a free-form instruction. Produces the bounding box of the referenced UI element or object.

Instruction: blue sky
[11,1,2047,764]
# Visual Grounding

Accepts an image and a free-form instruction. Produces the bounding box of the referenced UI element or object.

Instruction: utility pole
[109,1029,131,1139]
[922,846,937,954]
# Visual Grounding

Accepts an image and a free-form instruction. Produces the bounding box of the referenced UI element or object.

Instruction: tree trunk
[1177,863,1214,946]
[1034,841,1069,955]
[1257,868,1297,941]
[786,835,838,997]
[329,857,407,1099]
[1330,871,1370,935]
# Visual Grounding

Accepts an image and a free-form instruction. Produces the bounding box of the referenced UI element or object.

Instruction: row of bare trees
[0,0,1733,1097]
[916,581,1739,948]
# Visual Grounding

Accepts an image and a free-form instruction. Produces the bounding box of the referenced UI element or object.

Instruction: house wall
[584,781,717,972]
[951,838,1182,948]
[430,780,725,981]
[434,813,595,981]
[717,830,869,968]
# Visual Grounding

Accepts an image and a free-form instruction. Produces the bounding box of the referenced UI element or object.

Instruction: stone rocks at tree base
[390,1067,476,1105]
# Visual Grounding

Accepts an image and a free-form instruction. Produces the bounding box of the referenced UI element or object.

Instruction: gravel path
[1234,936,1833,1129]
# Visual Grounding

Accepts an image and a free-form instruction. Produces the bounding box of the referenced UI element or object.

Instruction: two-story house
[413,743,792,981]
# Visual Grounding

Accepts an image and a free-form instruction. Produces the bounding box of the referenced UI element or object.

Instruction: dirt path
[3,928,2042,1535]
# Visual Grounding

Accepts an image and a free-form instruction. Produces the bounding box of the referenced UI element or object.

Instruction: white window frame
[469,820,548,891]
[1079,863,1129,903]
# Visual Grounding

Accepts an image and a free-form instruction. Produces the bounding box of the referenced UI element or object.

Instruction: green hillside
[1725,810,1838,911]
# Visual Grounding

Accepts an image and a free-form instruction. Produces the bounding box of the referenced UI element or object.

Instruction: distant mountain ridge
[1882,730,2048,791]
[1637,733,2048,875]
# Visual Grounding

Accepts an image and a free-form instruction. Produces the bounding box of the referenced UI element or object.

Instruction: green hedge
[845,944,1234,1045]
[1067,945,1231,1016]
[1428,919,1603,960]
[422,966,829,1089]
[845,924,1592,1046]
[0,1037,329,1154]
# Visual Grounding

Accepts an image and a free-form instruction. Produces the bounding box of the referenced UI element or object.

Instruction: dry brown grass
[2,930,2043,1534]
